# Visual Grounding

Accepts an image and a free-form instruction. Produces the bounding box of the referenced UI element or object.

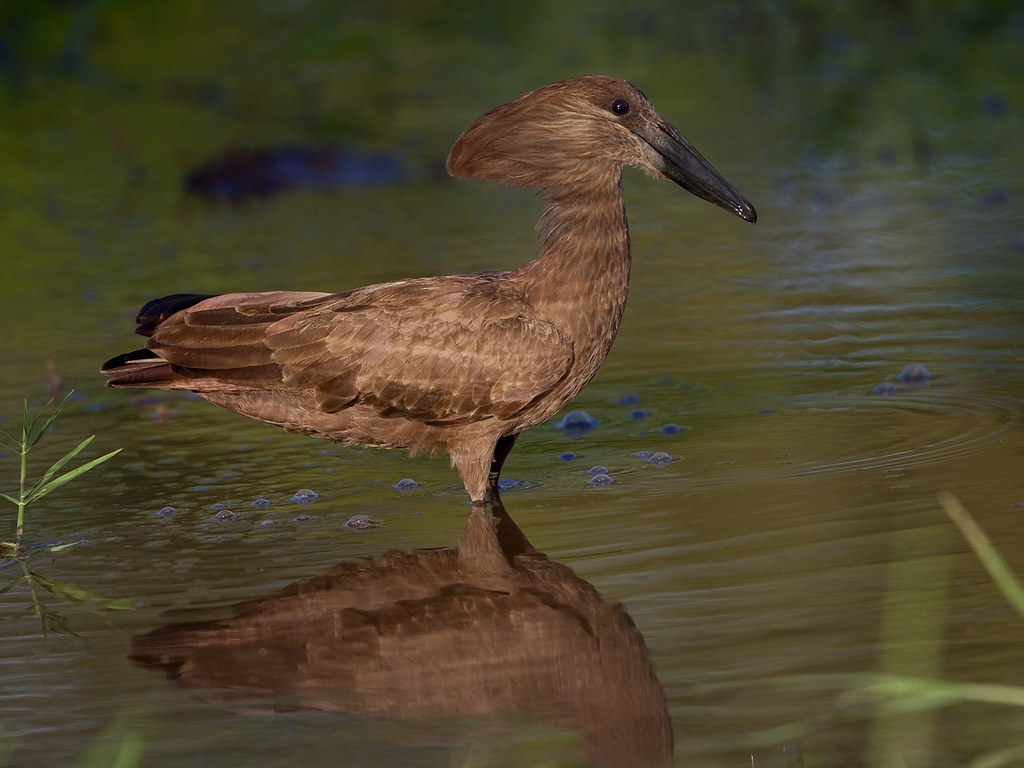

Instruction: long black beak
[646,121,757,224]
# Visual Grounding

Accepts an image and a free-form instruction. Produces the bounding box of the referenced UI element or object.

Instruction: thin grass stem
[940,490,1024,617]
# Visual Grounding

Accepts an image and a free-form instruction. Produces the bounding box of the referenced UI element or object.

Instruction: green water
[1,3,1023,767]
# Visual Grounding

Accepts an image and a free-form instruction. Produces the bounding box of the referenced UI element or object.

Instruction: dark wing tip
[135,293,216,337]
[101,348,179,388]
[101,348,160,373]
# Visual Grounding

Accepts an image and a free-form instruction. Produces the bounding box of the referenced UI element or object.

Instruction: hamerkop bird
[102,75,756,504]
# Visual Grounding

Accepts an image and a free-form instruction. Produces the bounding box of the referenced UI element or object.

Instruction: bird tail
[101,349,182,388]
[101,293,218,389]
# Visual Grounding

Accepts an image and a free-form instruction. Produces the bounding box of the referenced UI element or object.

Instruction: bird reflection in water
[129,499,672,768]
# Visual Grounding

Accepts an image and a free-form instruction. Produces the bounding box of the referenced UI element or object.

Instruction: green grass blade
[26,391,74,451]
[39,610,75,636]
[0,491,20,505]
[940,491,1024,617]
[29,570,130,609]
[50,541,84,552]
[29,570,77,600]
[29,435,96,496]
[0,575,28,595]
[34,391,73,435]
[23,400,46,449]
[25,449,121,505]
[21,399,30,443]
[75,716,145,768]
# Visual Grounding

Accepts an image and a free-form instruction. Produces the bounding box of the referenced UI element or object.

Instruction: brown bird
[102,75,755,504]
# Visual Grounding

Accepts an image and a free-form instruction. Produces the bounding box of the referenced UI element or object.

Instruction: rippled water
[2,8,1024,768]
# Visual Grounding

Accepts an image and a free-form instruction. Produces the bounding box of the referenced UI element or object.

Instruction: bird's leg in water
[486,433,519,504]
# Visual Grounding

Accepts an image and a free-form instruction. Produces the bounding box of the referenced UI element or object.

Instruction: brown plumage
[102,75,756,503]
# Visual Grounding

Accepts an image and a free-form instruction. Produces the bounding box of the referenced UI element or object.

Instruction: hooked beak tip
[736,200,757,224]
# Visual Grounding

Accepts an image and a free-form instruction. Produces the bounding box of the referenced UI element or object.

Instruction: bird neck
[515,172,632,360]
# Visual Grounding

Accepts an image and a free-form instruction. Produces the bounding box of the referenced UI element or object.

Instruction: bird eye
[609,98,631,116]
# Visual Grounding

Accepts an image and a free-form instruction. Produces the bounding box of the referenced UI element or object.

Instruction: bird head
[446,74,756,223]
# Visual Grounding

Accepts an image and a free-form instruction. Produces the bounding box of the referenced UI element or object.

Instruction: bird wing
[147,278,574,426]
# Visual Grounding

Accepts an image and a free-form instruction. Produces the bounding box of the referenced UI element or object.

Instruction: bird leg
[485,433,519,504]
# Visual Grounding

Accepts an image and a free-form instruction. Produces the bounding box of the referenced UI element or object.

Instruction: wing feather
[142,278,573,425]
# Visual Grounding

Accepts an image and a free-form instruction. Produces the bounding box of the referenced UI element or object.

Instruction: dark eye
[609,98,631,116]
